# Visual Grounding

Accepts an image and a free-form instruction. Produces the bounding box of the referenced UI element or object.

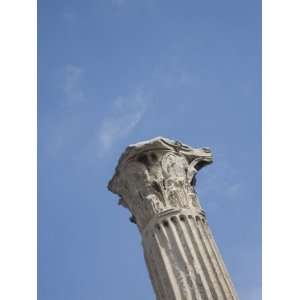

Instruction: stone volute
[108,137,239,300]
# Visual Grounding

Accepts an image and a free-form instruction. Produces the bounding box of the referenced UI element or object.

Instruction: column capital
[108,137,213,229]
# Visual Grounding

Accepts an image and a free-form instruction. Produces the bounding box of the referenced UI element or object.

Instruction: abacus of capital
[108,137,239,300]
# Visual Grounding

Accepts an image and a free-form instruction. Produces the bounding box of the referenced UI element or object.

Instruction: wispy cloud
[62,64,85,105]
[97,89,148,155]
[43,65,86,158]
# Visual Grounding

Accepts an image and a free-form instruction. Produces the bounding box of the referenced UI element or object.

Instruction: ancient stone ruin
[108,137,239,300]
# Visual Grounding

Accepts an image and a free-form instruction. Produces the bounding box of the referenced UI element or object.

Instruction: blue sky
[38,0,261,299]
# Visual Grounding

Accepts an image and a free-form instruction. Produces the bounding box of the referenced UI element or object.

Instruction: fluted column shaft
[142,209,238,300]
[108,137,239,300]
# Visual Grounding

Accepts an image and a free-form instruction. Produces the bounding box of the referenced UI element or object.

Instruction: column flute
[108,137,239,300]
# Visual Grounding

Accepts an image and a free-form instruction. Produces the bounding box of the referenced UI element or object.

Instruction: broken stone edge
[107,136,213,197]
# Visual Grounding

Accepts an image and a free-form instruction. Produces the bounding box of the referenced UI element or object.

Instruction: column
[108,137,239,300]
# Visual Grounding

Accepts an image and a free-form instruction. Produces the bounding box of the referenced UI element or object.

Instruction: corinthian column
[108,137,239,300]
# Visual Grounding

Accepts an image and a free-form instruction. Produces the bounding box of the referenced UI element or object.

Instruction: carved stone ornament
[108,137,213,230]
[108,137,239,300]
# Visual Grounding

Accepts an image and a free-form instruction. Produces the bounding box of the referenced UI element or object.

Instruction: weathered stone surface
[108,137,239,300]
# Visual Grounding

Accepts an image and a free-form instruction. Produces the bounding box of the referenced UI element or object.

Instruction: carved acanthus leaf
[108,137,213,229]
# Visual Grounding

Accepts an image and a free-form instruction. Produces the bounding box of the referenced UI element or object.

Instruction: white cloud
[42,65,86,158]
[62,64,85,105]
[97,89,147,155]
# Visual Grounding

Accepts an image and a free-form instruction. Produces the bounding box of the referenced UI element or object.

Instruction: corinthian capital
[108,137,213,230]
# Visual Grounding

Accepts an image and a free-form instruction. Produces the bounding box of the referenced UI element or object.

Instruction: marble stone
[108,137,239,300]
